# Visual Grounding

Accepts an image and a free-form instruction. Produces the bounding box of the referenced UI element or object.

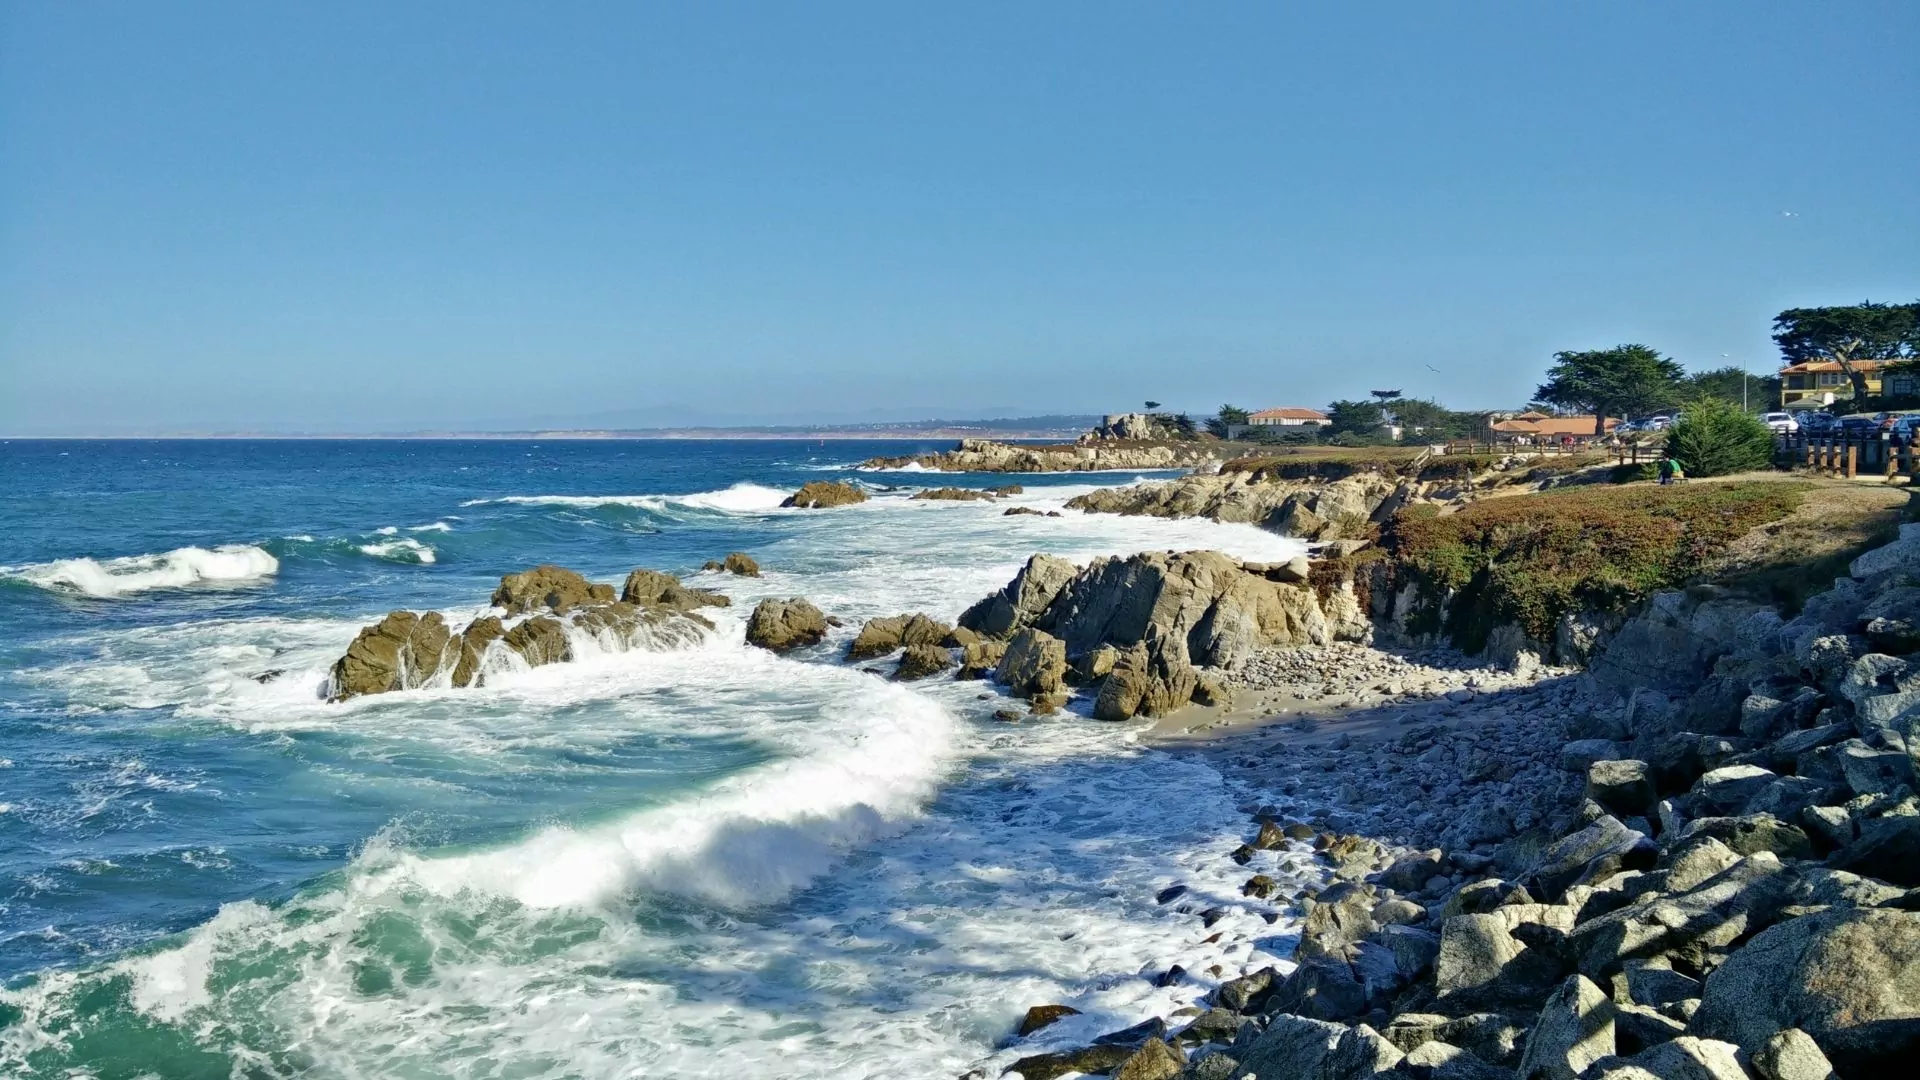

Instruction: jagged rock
[995,628,1067,700]
[744,598,828,652]
[957,554,1078,638]
[1093,636,1199,721]
[1016,1004,1080,1036]
[959,639,1008,679]
[894,644,952,681]
[1267,956,1369,1020]
[1587,760,1657,818]
[503,614,570,665]
[1216,967,1276,1012]
[1233,1014,1365,1079]
[328,610,453,700]
[1004,1044,1133,1080]
[1434,908,1573,1006]
[1523,816,1652,902]
[619,568,729,611]
[701,551,761,576]
[1618,961,1702,1008]
[1694,764,1779,814]
[1110,1039,1183,1080]
[1595,1036,1749,1080]
[450,615,504,687]
[1397,1040,1511,1080]
[1043,550,1339,664]
[1562,740,1628,772]
[1570,853,1791,978]
[1835,741,1911,797]
[846,613,954,660]
[909,486,996,501]
[1679,815,1813,860]
[1827,814,1920,885]
[492,564,613,615]
[1517,974,1615,1080]
[780,481,867,508]
[1753,1028,1835,1080]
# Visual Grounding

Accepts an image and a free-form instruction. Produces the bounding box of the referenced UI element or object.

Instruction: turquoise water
[0,439,1306,1079]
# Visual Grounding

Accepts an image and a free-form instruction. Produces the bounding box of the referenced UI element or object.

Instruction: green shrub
[1611,462,1658,484]
[1384,482,1806,652]
[1666,398,1776,477]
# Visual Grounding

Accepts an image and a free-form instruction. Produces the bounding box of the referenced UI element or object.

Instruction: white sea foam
[1,545,279,598]
[406,521,454,532]
[464,481,791,514]
[356,537,437,564]
[0,471,1327,1079]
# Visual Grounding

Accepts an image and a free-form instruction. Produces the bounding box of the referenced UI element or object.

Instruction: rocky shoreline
[976,524,1920,1080]
[860,437,1229,473]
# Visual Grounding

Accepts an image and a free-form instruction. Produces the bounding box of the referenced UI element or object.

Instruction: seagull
[1781,211,1798,218]
[1425,364,1442,374]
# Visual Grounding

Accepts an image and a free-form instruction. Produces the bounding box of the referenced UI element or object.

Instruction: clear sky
[2,1,1915,434]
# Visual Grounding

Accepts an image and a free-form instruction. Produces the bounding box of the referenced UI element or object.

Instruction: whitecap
[1,545,280,598]
[356,537,437,564]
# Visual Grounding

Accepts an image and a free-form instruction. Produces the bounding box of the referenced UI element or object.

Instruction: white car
[1761,412,1799,434]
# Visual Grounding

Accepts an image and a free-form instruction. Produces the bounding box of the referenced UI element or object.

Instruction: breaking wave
[1,545,280,598]
[464,482,792,514]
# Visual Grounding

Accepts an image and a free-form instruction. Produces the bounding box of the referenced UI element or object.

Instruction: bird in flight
[1781,211,1799,218]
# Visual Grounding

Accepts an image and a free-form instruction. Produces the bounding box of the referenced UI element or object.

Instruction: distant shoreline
[1,430,1087,442]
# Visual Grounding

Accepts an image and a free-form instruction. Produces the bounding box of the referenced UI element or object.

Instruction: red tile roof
[1249,407,1329,420]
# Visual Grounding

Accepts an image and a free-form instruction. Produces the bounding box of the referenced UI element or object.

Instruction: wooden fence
[1776,432,1920,481]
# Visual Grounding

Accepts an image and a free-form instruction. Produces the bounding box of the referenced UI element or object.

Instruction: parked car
[1798,411,1840,436]
[1761,411,1799,434]
[1886,415,1920,442]
[1838,413,1885,437]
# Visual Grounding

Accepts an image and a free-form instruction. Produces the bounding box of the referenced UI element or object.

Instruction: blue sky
[2,1,1915,433]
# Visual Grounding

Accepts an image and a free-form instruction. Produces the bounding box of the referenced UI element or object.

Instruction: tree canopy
[1535,344,1685,434]
[1772,301,1920,364]
[1205,405,1252,439]
[1324,399,1388,440]
[1391,397,1488,439]
[1682,366,1781,413]
[1666,398,1774,477]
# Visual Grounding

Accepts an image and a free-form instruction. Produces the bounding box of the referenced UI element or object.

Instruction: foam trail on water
[464,482,791,513]
[1,545,279,598]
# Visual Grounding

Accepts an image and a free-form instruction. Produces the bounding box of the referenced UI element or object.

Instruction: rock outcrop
[860,438,1224,474]
[909,487,997,501]
[957,550,1364,717]
[846,613,953,660]
[745,598,829,652]
[1066,472,1409,541]
[985,522,1920,1080]
[781,481,868,508]
[328,565,710,700]
[701,552,761,577]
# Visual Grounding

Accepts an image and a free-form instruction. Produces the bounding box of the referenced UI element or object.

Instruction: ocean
[0,439,1308,1079]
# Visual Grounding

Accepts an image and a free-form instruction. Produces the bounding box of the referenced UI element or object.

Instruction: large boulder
[781,481,867,509]
[701,552,761,577]
[744,598,829,652]
[1043,550,1334,664]
[619,568,729,611]
[491,565,613,615]
[846,613,953,660]
[996,628,1068,700]
[1691,906,1920,1076]
[1093,634,1200,721]
[1588,590,1772,698]
[1517,975,1615,1080]
[328,610,453,700]
[894,643,952,681]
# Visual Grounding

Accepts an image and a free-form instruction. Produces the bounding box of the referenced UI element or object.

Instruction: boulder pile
[326,565,718,700]
[994,523,1920,1079]
[955,550,1370,719]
